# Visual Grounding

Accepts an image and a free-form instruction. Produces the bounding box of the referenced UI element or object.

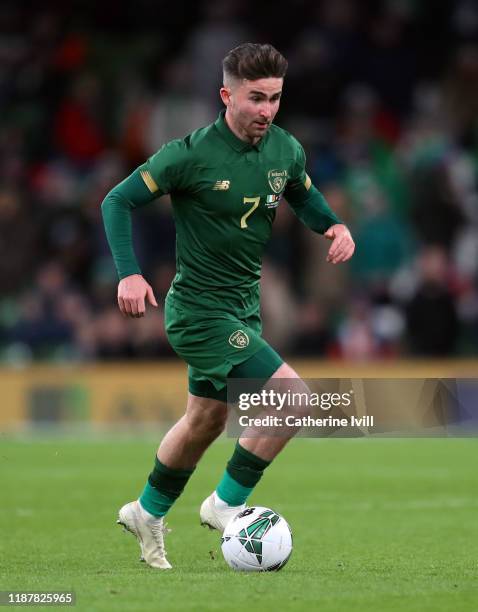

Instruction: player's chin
[251,122,270,136]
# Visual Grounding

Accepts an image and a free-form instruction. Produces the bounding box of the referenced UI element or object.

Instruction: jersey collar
[215,110,267,152]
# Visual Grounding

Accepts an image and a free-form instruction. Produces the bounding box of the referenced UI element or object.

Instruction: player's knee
[269,363,312,418]
[205,411,228,438]
[190,409,227,439]
[186,396,228,439]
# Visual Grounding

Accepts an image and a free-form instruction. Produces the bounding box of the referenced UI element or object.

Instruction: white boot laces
[151,519,171,556]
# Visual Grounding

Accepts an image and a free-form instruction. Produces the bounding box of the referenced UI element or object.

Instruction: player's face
[221,77,283,144]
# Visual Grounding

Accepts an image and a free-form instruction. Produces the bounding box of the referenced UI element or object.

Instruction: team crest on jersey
[229,330,249,349]
[267,169,287,193]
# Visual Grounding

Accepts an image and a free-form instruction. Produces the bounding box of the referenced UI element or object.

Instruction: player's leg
[140,392,227,514]
[201,358,309,531]
[165,305,295,532]
[118,392,227,569]
[238,361,304,459]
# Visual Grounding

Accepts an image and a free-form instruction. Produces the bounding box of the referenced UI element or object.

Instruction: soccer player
[102,43,354,569]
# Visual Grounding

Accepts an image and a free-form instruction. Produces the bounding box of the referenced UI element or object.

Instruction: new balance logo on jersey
[212,180,230,191]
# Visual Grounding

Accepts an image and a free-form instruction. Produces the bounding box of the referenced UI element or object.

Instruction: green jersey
[102,111,341,316]
[135,111,341,316]
[102,111,343,393]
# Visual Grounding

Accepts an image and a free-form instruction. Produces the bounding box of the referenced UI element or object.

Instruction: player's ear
[220,86,231,106]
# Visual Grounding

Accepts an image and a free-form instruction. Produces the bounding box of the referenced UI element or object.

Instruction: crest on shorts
[267,169,287,194]
[229,330,249,349]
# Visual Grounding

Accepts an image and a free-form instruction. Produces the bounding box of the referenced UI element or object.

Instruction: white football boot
[199,492,246,533]
[117,500,172,569]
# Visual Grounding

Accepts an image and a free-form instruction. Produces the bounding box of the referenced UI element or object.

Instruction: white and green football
[221,506,293,571]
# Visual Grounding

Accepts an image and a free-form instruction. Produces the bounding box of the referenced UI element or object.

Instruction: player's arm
[102,139,189,317]
[284,144,355,264]
[101,169,159,317]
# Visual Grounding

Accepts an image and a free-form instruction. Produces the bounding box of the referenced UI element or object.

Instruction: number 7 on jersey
[241,196,260,229]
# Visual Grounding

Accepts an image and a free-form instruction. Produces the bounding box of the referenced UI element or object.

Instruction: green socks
[139,456,194,517]
[139,444,270,516]
[216,442,271,506]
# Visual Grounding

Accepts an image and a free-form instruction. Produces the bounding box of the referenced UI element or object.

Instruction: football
[221,506,293,571]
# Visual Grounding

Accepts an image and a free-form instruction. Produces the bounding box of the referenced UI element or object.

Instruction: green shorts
[165,297,283,401]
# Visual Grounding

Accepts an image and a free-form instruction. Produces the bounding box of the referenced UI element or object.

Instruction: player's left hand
[324,224,355,264]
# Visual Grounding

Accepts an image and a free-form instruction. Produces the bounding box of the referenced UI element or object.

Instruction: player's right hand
[117,274,158,318]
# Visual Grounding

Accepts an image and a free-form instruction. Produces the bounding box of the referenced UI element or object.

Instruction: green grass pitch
[1,436,477,611]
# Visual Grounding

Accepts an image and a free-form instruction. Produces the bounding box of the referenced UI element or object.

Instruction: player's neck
[224,110,261,146]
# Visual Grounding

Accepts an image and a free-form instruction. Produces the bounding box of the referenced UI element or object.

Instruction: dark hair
[222,43,288,81]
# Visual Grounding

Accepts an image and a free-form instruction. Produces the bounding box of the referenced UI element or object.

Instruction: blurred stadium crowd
[1,0,478,364]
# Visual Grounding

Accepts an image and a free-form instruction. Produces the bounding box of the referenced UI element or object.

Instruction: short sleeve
[138,139,190,196]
